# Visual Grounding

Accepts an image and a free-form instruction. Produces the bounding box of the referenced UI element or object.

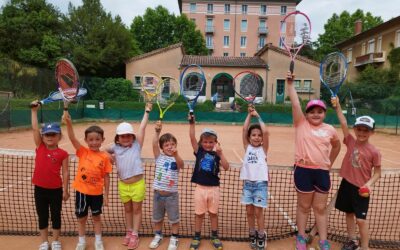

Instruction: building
[178,0,301,57]
[125,42,319,104]
[336,16,400,81]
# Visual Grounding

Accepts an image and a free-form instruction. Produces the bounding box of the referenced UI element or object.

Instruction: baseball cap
[116,122,134,135]
[202,128,217,137]
[305,99,327,113]
[354,116,375,130]
[41,123,61,134]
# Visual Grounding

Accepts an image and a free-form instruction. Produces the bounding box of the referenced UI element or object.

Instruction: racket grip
[29,102,41,108]
[289,61,294,74]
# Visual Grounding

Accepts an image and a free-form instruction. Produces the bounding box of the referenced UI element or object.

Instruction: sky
[0,0,399,41]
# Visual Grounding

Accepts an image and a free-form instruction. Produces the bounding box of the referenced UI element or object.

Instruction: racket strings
[322,56,347,88]
[239,74,261,97]
[158,79,180,108]
[141,74,160,102]
[182,73,203,97]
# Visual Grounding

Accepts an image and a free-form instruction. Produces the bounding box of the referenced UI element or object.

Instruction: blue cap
[41,123,61,134]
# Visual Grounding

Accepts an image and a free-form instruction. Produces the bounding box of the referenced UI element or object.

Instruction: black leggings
[34,186,62,230]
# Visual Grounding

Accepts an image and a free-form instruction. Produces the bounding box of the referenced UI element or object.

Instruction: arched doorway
[211,73,234,102]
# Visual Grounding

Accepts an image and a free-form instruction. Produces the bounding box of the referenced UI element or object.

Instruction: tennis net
[0,149,399,249]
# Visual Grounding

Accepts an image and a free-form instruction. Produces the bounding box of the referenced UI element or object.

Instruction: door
[276,79,285,104]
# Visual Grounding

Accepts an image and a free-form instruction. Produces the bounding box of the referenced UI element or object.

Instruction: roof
[181,55,267,68]
[336,15,400,48]
[255,43,319,67]
[125,43,183,64]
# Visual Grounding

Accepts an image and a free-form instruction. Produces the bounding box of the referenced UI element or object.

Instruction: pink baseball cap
[305,99,327,113]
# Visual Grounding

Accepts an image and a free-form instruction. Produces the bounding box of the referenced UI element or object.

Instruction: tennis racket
[233,71,262,106]
[280,11,311,74]
[156,77,180,120]
[30,88,88,108]
[180,64,205,122]
[55,58,80,109]
[320,52,348,107]
[141,72,161,103]
[348,89,356,116]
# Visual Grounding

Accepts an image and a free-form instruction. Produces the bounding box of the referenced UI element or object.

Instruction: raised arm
[62,110,81,150]
[252,109,269,153]
[242,109,252,150]
[286,72,304,126]
[189,113,199,153]
[215,143,229,171]
[152,121,161,158]
[137,103,152,148]
[30,101,42,147]
[332,96,350,137]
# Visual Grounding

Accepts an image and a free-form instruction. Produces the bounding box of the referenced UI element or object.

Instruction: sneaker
[295,234,307,250]
[250,233,257,249]
[341,240,360,250]
[318,240,331,250]
[210,237,223,250]
[94,241,104,250]
[75,242,86,250]
[39,242,49,250]
[128,233,139,250]
[189,238,200,250]
[167,237,179,250]
[257,232,267,250]
[149,234,163,249]
[51,241,62,250]
[123,232,132,246]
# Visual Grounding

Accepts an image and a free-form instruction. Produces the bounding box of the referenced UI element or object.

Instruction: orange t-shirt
[73,146,112,195]
[295,118,339,170]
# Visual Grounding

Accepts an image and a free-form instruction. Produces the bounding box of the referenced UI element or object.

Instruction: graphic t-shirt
[191,146,221,186]
[240,145,268,181]
[153,154,179,192]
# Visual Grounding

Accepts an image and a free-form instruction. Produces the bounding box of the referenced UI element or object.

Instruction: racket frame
[55,58,80,103]
[232,70,262,105]
[141,72,161,103]
[179,64,206,115]
[319,52,348,98]
[156,77,180,120]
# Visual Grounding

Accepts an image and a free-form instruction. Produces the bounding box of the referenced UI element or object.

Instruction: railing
[355,51,386,67]
[258,27,268,35]
[205,25,214,33]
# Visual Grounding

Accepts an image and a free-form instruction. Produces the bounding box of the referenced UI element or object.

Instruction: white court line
[0,177,30,192]
[381,158,398,165]
[377,145,400,154]
[232,149,243,163]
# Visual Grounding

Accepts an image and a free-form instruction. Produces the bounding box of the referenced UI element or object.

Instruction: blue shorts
[75,191,103,218]
[294,165,331,193]
[152,190,180,224]
[241,181,268,208]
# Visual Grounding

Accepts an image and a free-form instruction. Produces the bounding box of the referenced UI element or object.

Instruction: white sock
[78,236,86,244]
[95,234,102,243]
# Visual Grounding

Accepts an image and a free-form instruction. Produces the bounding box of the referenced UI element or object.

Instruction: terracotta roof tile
[181,55,267,68]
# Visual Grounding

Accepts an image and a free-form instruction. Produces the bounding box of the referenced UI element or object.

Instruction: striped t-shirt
[110,142,143,180]
[153,154,179,193]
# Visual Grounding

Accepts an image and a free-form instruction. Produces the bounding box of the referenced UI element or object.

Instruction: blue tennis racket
[30,88,87,107]
[320,52,348,107]
[180,64,205,122]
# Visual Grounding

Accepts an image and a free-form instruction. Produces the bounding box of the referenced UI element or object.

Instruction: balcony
[355,51,386,67]
[205,25,214,33]
[206,43,214,50]
[258,27,268,35]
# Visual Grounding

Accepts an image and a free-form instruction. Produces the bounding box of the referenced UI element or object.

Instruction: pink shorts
[194,185,220,215]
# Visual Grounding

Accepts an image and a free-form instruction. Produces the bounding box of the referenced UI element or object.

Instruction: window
[207,4,213,14]
[367,39,375,54]
[294,80,301,89]
[242,5,248,14]
[241,20,248,32]
[347,48,352,62]
[133,76,141,86]
[259,37,265,48]
[281,21,286,33]
[279,37,285,48]
[223,36,230,47]
[240,36,247,47]
[206,36,213,48]
[281,6,287,15]
[190,3,196,13]
[224,19,230,31]
[259,19,266,28]
[240,52,246,57]
[224,4,230,13]
[396,30,400,48]
[260,5,267,15]
[361,42,366,55]
[206,18,213,32]
[304,80,311,90]
[223,52,229,57]
[377,36,382,52]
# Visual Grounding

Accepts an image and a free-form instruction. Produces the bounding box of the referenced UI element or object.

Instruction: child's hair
[85,125,104,138]
[198,132,218,145]
[159,133,177,148]
[114,134,136,145]
[247,124,262,140]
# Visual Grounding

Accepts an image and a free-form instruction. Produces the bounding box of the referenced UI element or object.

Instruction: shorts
[335,178,370,220]
[194,185,220,215]
[118,179,146,203]
[152,190,180,224]
[294,165,331,193]
[75,191,103,218]
[241,181,268,208]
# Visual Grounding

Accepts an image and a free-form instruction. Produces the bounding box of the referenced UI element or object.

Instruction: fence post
[396,105,399,135]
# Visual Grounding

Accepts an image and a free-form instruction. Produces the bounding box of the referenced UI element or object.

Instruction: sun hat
[116,122,134,135]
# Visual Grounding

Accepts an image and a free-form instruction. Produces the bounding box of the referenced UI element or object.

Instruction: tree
[130,6,208,55]
[315,9,383,60]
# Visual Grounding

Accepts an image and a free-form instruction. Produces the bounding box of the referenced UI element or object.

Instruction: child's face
[162,140,177,156]
[305,107,326,126]
[118,134,135,147]
[201,135,217,151]
[353,126,373,142]
[85,132,105,151]
[42,133,61,148]
[249,128,263,147]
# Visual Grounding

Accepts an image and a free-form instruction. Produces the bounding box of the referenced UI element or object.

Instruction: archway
[211,73,234,102]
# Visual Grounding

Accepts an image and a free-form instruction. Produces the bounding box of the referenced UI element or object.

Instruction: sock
[95,234,102,243]
[155,230,162,236]
[257,230,265,238]
[132,231,139,236]
[171,233,179,238]
[78,236,86,244]
[126,229,132,236]
[194,232,201,239]
[211,230,218,238]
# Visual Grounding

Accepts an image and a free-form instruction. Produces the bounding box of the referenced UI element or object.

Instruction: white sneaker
[51,241,62,250]
[168,237,179,250]
[75,242,86,250]
[149,234,163,249]
[39,242,49,250]
[95,241,105,250]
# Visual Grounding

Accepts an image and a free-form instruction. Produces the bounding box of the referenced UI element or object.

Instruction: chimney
[354,20,362,35]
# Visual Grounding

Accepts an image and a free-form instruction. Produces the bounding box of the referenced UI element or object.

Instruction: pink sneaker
[123,231,132,246]
[128,233,139,250]
[295,234,307,250]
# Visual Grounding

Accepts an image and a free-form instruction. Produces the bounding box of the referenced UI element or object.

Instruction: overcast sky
[1,0,399,41]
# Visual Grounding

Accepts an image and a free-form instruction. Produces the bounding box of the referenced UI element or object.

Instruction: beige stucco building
[125,42,319,104]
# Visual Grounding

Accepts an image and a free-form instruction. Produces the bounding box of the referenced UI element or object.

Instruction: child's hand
[251,109,260,118]
[171,147,178,157]
[145,102,153,112]
[188,113,195,124]
[247,105,255,113]
[331,96,339,109]
[215,142,222,156]
[30,100,40,110]
[286,71,295,83]
[155,120,162,133]
[62,112,72,124]
[63,190,70,201]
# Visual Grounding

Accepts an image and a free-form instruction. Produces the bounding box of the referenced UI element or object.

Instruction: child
[188,114,230,250]
[31,101,69,250]
[106,103,152,250]
[332,97,381,250]
[62,110,112,250]
[149,121,184,250]
[241,107,269,250]
[286,73,341,250]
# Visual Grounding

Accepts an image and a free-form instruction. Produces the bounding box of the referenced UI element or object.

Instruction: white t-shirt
[240,145,269,181]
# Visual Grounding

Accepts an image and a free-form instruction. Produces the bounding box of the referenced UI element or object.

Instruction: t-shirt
[110,142,143,180]
[191,146,221,186]
[153,154,179,192]
[240,145,269,181]
[33,143,68,189]
[73,146,112,195]
[340,134,381,187]
[295,118,339,170]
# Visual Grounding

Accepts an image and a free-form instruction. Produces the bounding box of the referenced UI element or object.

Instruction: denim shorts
[241,181,268,208]
[152,190,179,224]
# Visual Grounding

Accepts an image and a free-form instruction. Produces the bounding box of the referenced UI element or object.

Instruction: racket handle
[289,61,294,74]
[29,102,41,108]
[189,111,194,123]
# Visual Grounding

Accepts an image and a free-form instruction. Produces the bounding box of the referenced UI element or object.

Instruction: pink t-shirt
[295,119,339,170]
[339,134,381,187]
